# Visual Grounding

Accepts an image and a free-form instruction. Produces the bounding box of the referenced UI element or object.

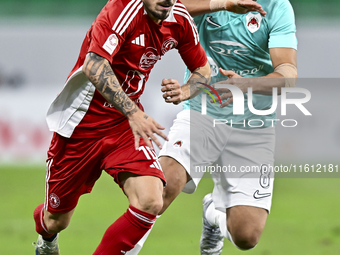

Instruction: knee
[227,206,267,250]
[232,230,260,250]
[137,195,163,215]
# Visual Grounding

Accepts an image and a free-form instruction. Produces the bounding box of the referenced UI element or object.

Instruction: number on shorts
[259,164,270,189]
[138,146,162,170]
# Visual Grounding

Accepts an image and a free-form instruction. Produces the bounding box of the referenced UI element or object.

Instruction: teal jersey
[183,0,297,128]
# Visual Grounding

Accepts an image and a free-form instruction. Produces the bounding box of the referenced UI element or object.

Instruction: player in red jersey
[33,0,211,254]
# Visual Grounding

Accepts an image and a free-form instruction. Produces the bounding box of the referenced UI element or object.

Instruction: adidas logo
[131,34,145,46]
[149,160,162,171]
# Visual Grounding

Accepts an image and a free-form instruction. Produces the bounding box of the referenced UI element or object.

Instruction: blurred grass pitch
[1,164,340,254]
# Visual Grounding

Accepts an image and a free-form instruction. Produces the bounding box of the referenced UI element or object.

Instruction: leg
[204,126,275,252]
[93,173,164,255]
[159,156,190,214]
[33,204,75,255]
[43,208,75,234]
[120,156,189,215]
[201,198,269,253]
[226,206,268,250]
[120,172,164,214]
[34,203,74,236]
[125,156,190,255]
[128,110,216,254]
[33,133,107,254]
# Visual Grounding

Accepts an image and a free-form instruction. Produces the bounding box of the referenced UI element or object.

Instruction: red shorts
[44,123,165,214]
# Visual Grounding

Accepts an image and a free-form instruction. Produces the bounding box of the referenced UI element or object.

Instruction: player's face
[142,0,176,24]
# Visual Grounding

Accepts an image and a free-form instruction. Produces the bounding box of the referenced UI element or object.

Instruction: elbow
[274,63,297,88]
[207,63,212,77]
[204,61,212,83]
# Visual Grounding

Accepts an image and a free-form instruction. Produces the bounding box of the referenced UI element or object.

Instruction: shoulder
[260,0,294,13]
[167,1,193,24]
[101,0,144,20]
[106,0,144,10]
[99,0,144,34]
[261,0,295,25]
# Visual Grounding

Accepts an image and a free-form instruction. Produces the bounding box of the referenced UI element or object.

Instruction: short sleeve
[177,14,207,72]
[268,0,297,50]
[88,22,123,63]
[88,0,141,63]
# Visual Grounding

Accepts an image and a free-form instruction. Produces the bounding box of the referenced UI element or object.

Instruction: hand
[226,0,267,16]
[127,109,168,150]
[161,79,183,105]
[212,68,249,107]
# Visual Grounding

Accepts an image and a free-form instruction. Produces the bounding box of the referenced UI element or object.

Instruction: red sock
[93,205,157,255]
[33,203,54,238]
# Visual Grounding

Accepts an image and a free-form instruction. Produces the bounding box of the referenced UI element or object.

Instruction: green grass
[1,165,340,254]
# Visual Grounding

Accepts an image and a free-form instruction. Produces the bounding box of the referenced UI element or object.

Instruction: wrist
[177,85,188,102]
[126,107,141,119]
[210,0,238,11]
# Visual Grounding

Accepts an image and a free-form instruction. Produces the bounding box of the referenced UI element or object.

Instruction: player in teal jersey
[159,0,297,253]
[127,0,297,254]
[183,0,297,128]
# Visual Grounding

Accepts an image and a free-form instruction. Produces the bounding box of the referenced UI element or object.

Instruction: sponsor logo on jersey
[139,47,161,70]
[103,33,119,55]
[206,16,221,27]
[161,38,178,54]
[173,140,183,147]
[49,193,60,208]
[132,34,145,47]
[209,40,250,57]
[103,99,140,108]
[246,13,262,33]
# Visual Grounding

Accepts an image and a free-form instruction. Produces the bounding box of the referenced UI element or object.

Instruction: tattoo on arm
[192,71,208,83]
[83,52,138,117]
[192,69,208,84]
[187,67,210,97]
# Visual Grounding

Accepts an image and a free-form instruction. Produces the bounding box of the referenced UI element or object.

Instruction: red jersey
[46,0,207,138]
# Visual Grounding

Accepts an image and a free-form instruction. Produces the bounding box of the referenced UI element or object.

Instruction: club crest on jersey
[246,13,262,33]
[161,38,178,54]
[173,140,183,148]
[139,47,161,70]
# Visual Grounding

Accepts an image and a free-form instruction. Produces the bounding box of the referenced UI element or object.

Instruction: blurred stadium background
[1,0,340,254]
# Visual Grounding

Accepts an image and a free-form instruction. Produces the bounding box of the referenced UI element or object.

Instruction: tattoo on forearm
[192,71,208,84]
[188,71,209,98]
[84,53,138,116]
[144,114,149,119]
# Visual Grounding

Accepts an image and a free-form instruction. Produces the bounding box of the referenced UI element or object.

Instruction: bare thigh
[159,156,190,214]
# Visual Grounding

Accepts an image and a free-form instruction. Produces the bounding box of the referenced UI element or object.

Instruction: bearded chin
[154,9,170,21]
